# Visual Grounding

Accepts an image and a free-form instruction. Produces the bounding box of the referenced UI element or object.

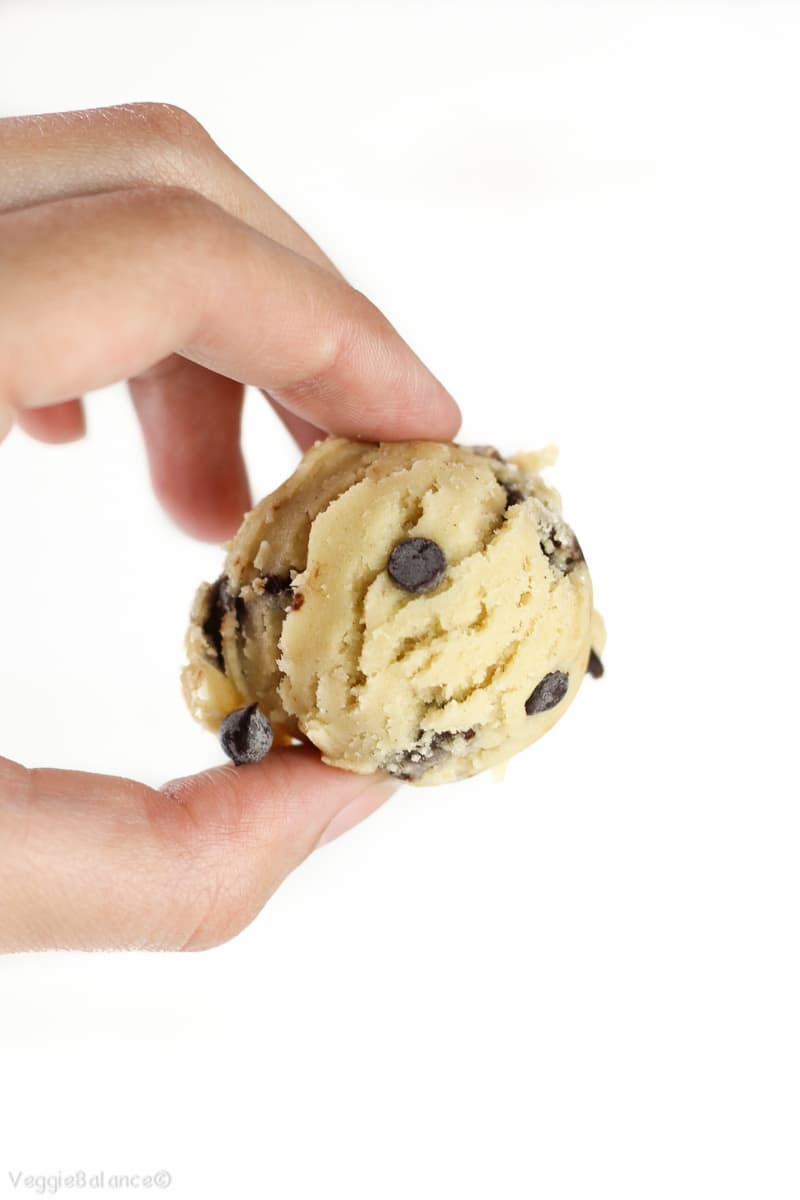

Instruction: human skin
[0,103,461,952]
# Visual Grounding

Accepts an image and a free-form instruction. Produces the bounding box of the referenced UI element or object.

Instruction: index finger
[0,185,461,443]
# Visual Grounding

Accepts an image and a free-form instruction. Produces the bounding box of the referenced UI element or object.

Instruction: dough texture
[182,439,604,785]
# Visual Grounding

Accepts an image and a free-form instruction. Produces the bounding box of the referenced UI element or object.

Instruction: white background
[1,2,799,1197]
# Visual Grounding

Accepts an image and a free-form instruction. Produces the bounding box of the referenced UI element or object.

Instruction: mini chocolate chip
[262,574,293,594]
[202,575,236,668]
[219,704,273,765]
[291,592,305,611]
[587,649,604,678]
[504,487,525,509]
[387,538,446,594]
[525,671,569,715]
[469,444,505,461]
[259,573,295,612]
[540,524,585,575]
[392,728,475,780]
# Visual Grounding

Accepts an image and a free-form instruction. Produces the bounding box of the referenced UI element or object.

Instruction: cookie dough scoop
[182,438,604,785]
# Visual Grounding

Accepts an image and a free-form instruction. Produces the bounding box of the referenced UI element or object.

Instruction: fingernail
[315,779,400,849]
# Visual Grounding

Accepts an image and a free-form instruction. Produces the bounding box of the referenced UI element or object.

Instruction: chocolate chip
[504,486,525,509]
[387,538,446,593]
[392,728,475,780]
[291,592,305,611]
[202,575,236,668]
[219,704,273,765]
[469,444,505,461]
[262,574,292,594]
[525,671,569,715]
[587,649,604,678]
[259,573,295,612]
[539,524,584,575]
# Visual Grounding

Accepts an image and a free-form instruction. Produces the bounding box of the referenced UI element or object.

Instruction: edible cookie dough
[182,439,605,785]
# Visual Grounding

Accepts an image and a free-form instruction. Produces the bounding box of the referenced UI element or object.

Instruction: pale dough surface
[183,439,603,785]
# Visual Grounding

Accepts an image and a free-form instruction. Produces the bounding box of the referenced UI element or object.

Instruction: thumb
[0,750,397,953]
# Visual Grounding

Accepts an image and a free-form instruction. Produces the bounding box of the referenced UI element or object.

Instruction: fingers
[1,103,460,520]
[0,103,341,275]
[0,186,461,442]
[130,357,250,542]
[0,749,396,953]
[1,103,346,458]
[15,397,85,443]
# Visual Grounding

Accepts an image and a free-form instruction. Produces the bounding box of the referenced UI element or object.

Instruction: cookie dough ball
[182,439,604,785]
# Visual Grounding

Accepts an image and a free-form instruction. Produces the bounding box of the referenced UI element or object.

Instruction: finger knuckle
[123,183,223,248]
[114,102,217,190]
[123,101,211,149]
[20,103,218,195]
[343,285,388,337]
[132,181,205,214]
[336,286,390,364]
[153,773,275,952]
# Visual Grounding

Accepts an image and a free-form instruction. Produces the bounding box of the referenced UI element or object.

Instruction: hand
[0,102,460,953]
